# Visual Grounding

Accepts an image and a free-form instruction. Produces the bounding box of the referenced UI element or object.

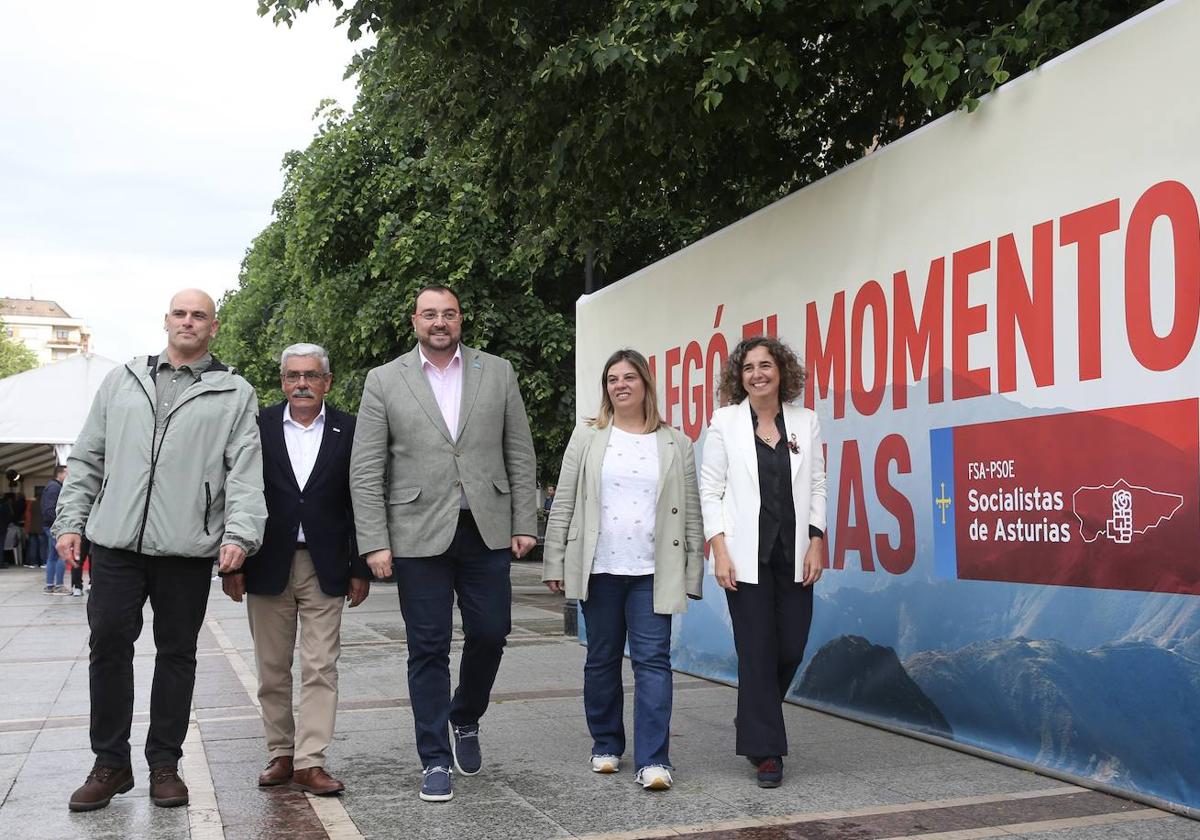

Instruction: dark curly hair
[718,336,807,406]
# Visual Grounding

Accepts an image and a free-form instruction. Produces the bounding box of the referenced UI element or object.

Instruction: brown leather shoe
[290,766,345,796]
[69,765,134,812]
[149,767,189,807]
[258,755,294,786]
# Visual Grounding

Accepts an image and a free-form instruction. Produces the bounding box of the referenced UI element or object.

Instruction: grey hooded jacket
[53,355,267,558]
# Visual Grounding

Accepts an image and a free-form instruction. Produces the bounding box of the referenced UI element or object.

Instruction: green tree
[258,0,1155,279]
[0,320,38,379]
[230,0,1155,472]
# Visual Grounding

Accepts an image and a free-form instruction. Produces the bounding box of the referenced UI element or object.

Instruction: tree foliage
[0,320,39,379]
[258,0,1154,274]
[223,0,1155,474]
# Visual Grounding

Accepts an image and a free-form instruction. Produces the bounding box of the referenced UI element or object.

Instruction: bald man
[54,289,267,812]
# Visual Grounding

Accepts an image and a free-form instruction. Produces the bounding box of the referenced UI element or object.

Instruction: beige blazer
[349,345,538,557]
[542,423,704,614]
[699,400,826,584]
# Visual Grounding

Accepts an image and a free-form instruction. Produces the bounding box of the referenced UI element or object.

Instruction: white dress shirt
[283,402,326,542]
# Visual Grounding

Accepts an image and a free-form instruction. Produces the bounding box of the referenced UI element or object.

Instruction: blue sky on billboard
[0,0,366,362]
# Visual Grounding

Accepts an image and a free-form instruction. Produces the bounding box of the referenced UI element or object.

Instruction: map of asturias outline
[1071,479,1185,544]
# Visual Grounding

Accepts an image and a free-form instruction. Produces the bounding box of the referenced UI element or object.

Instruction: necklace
[757,429,775,444]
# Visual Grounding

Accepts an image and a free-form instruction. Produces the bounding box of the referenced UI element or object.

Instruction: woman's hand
[802,537,824,586]
[712,537,738,591]
[545,579,565,594]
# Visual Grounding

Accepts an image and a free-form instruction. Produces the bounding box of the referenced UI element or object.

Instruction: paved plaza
[0,561,1197,840]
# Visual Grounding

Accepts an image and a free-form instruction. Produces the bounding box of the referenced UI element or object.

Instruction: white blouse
[592,427,659,576]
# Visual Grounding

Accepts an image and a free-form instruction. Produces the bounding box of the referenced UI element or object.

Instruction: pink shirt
[419,345,463,440]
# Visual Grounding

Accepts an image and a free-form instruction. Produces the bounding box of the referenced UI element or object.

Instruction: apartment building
[1,297,92,365]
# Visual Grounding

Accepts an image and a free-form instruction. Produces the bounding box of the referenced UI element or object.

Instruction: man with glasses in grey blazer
[350,284,538,803]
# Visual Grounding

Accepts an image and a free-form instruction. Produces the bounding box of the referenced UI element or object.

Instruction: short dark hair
[55,465,67,478]
[412,284,461,313]
[719,336,807,406]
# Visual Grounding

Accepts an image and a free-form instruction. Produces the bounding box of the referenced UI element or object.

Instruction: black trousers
[88,544,213,769]
[724,544,814,758]
[394,511,512,768]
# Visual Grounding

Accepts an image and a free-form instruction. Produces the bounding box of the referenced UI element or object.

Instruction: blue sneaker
[419,765,453,802]
[449,722,482,776]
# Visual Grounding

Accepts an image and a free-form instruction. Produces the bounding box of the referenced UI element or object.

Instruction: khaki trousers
[246,549,344,770]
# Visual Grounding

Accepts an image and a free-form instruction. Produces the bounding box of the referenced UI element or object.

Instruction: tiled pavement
[1,562,1198,840]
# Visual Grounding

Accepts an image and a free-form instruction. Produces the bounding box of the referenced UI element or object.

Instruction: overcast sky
[0,0,364,362]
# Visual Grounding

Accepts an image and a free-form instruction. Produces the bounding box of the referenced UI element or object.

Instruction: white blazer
[699,400,827,584]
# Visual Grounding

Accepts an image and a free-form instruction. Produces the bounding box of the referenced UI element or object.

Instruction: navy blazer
[244,401,368,597]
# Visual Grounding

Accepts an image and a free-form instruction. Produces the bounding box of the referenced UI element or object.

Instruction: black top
[751,406,824,568]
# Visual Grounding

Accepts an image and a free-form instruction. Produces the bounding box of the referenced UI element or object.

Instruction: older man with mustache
[222,343,370,796]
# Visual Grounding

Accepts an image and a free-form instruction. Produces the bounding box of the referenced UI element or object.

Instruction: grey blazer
[349,345,538,557]
[542,423,704,614]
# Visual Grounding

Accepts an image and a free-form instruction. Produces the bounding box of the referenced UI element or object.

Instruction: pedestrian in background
[26,488,45,567]
[42,466,67,590]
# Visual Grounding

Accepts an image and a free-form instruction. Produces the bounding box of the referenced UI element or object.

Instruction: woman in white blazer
[699,336,826,789]
[542,349,704,792]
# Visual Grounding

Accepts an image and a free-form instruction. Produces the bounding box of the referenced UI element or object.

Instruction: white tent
[0,353,121,482]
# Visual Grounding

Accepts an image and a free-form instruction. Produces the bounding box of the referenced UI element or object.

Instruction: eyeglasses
[283,371,329,383]
[416,309,462,323]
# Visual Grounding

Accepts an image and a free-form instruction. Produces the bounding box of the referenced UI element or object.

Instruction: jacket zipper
[136,414,171,554]
[203,482,212,535]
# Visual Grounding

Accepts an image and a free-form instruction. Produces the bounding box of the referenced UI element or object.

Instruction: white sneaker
[635,765,672,790]
[71,587,83,597]
[590,754,620,774]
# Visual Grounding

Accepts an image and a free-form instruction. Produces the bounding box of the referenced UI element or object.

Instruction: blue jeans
[394,511,512,769]
[45,528,64,586]
[581,573,673,770]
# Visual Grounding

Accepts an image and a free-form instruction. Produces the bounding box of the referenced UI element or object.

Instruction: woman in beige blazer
[699,336,827,789]
[543,349,703,792]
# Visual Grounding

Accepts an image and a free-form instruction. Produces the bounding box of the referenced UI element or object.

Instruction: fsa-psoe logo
[1072,479,1184,544]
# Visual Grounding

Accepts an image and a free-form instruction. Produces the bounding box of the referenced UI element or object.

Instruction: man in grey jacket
[53,288,267,813]
[351,284,537,803]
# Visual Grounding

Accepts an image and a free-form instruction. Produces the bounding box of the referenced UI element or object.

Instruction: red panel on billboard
[950,399,1199,593]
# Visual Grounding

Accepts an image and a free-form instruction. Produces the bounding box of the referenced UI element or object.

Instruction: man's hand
[511,535,536,559]
[218,543,247,574]
[347,577,370,608]
[222,574,246,602]
[544,579,564,594]
[57,534,81,569]
[366,549,393,579]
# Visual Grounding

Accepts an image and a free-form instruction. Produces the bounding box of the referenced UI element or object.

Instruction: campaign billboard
[573,0,1200,815]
